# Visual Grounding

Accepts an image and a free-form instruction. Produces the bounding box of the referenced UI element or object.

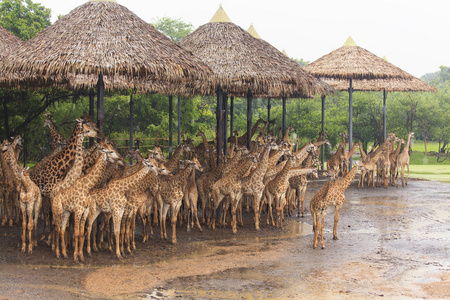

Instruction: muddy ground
[0,178,449,299]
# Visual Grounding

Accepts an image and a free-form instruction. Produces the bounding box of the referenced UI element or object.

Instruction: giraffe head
[43,114,53,128]
[142,157,158,175]
[76,118,98,139]
[195,130,205,138]
[308,168,319,179]
[191,156,204,172]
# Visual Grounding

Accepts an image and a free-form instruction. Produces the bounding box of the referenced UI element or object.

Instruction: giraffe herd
[0,114,416,260]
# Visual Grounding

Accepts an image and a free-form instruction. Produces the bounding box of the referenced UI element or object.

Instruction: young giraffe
[342,143,360,177]
[390,138,405,186]
[396,132,415,187]
[280,124,296,150]
[122,159,169,253]
[311,162,361,249]
[359,149,383,189]
[43,113,67,151]
[52,147,117,261]
[182,157,204,232]
[210,155,257,233]
[0,139,19,227]
[240,141,278,230]
[197,148,244,225]
[2,138,41,253]
[158,159,202,244]
[153,131,166,163]
[327,141,346,179]
[235,118,266,147]
[85,158,157,259]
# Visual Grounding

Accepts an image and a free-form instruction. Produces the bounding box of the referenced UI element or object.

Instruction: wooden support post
[321,94,325,170]
[89,86,95,147]
[96,72,104,138]
[348,78,353,169]
[216,84,224,164]
[247,89,253,151]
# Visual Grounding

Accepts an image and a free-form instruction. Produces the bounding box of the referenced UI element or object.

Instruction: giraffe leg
[60,211,70,259]
[320,212,326,249]
[113,210,124,260]
[312,211,319,249]
[406,163,410,186]
[33,193,42,248]
[78,209,89,262]
[171,202,182,244]
[20,202,27,253]
[73,211,82,263]
[27,203,35,254]
[333,205,342,240]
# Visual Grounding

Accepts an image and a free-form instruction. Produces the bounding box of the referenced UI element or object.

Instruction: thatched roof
[321,77,437,92]
[0,26,22,59]
[304,36,415,80]
[0,1,212,93]
[179,19,332,98]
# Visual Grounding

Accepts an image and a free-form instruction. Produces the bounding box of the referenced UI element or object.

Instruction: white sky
[35,0,449,78]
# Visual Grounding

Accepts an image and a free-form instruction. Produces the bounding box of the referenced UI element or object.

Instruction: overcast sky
[36,0,449,78]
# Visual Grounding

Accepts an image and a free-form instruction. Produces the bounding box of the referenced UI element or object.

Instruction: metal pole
[267,98,271,134]
[89,86,95,147]
[349,78,353,169]
[383,89,387,141]
[216,84,224,164]
[129,94,133,151]
[177,95,181,146]
[223,93,228,157]
[282,96,286,137]
[169,95,173,158]
[247,89,253,150]
[96,72,104,138]
[321,94,325,170]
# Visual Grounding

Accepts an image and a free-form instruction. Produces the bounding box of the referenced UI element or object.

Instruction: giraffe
[182,157,204,232]
[43,113,67,151]
[122,159,168,252]
[342,143,360,177]
[262,155,317,228]
[85,158,157,260]
[390,138,405,186]
[164,143,191,173]
[0,139,18,227]
[3,138,41,253]
[210,155,257,233]
[28,118,98,197]
[52,147,118,261]
[240,141,278,230]
[157,159,202,244]
[396,132,414,187]
[153,131,166,163]
[327,141,346,179]
[310,174,335,249]
[234,118,266,147]
[280,124,296,150]
[197,148,244,225]
[358,150,383,189]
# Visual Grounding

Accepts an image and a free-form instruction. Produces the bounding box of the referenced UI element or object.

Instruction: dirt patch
[1,179,449,299]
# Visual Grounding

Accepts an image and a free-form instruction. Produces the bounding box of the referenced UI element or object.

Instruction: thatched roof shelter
[0,26,22,60]
[178,8,331,98]
[0,0,212,94]
[305,37,415,80]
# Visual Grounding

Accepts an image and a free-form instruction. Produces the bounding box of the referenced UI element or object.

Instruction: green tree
[0,0,51,40]
[151,17,194,42]
[292,57,310,67]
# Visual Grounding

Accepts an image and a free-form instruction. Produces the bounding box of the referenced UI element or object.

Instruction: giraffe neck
[274,158,292,185]
[394,142,402,156]
[403,134,412,155]
[46,118,66,146]
[80,152,108,190]
[283,128,290,141]
[200,133,209,148]
[288,167,314,179]
[112,164,150,193]
[336,165,358,191]
[4,144,21,182]
[56,133,85,192]
[252,144,272,178]
[347,144,358,157]
[172,164,194,186]
[164,145,183,172]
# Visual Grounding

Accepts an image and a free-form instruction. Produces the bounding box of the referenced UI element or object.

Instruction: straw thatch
[0,1,212,93]
[321,77,437,92]
[305,37,415,80]
[179,21,332,98]
[0,26,22,59]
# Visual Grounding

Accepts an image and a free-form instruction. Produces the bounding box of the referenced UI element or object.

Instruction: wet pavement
[0,179,449,299]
